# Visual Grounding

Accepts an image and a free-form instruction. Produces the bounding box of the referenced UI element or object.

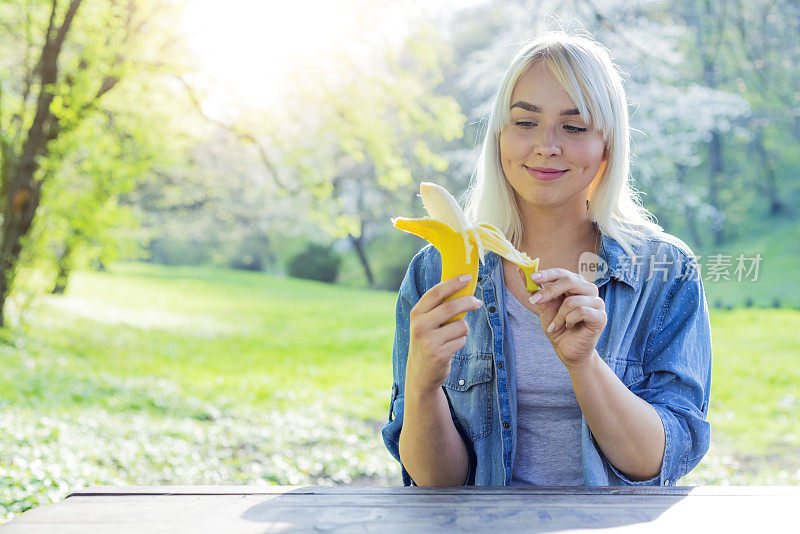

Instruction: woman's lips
[525,166,567,181]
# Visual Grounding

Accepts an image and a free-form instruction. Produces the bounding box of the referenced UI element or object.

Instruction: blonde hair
[463,31,661,258]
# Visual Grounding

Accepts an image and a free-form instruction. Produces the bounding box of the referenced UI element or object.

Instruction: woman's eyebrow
[510,101,580,116]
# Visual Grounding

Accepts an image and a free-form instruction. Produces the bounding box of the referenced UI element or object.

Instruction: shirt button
[458,379,466,386]
[477,276,482,282]
[488,306,496,313]
[503,421,510,429]
[497,361,504,370]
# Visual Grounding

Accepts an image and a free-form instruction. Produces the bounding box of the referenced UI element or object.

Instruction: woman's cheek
[500,129,528,160]
[579,136,605,160]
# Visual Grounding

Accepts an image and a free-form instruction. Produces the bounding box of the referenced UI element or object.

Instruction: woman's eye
[514,121,587,133]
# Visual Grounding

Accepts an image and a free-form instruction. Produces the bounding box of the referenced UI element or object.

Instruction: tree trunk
[792,116,800,144]
[683,205,704,250]
[0,171,44,326]
[752,127,784,216]
[51,243,73,295]
[675,164,704,249]
[348,233,374,288]
[708,130,724,246]
[685,0,726,247]
[0,0,83,325]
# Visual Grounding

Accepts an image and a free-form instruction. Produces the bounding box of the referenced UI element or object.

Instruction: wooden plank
[49,491,800,510]
[59,493,692,509]
[6,488,799,533]
[65,484,800,497]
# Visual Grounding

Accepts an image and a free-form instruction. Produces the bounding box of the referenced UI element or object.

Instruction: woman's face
[499,61,606,212]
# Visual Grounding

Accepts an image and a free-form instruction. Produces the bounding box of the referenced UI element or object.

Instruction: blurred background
[1,0,799,523]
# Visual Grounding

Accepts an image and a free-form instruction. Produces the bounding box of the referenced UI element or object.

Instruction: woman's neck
[514,200,599,270]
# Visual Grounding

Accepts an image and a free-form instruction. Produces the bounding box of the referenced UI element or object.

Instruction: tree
[0,0,189,322]
[661,0,800,241]
[718,0,800,215]
[27,90,180,295]
[262,22,465,287]
[0,0,85,324]
[129,124,313,273]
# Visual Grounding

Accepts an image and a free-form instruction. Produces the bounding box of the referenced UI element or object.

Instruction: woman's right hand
[405,274,484,396]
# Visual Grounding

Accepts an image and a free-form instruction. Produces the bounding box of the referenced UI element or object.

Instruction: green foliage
[655,0,800,245]
[0,0,196,320]
[269,20,465,245]
[23,110,154,278]
[226,236,272,272]
[286,243,342,283]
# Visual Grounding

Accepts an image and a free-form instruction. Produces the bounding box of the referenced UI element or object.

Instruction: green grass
[707,309,800,452]
[681,308,800,485]
[4,263,396,420]
[0,263,401,523]
[1,262,799,523]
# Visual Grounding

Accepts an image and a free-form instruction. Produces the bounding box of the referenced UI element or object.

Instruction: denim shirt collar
[475,227,639,292]
[595,231,640,291]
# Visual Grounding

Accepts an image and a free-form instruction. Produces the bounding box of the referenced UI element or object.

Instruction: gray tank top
[504,283,584,486]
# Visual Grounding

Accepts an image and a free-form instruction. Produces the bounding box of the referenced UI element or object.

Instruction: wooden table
[4,485,799,532]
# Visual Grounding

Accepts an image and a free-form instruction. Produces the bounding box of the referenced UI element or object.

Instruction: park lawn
[706,308,800,452]
[0,263,401,523]
[3,263,396,421]
[1,262,799,522]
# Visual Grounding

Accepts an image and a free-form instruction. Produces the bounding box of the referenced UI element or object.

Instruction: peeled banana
[392,182,540,322]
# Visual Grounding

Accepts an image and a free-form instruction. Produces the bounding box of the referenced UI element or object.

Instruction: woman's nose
[533,127,561,157]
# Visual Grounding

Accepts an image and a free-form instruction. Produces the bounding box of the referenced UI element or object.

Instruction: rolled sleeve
[624,262,713,485]
[602,403,690,486]
[382,390,416,485]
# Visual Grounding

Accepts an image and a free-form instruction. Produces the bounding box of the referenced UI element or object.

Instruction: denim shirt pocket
[442,351,493,441]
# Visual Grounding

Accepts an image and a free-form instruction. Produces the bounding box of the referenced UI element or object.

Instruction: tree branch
[44,0,59,48]
[16,0,84,189]
[173,74,299,195]
[51,0,82,59]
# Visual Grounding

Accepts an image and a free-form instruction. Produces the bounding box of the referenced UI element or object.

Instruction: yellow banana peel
[392,182,540,323]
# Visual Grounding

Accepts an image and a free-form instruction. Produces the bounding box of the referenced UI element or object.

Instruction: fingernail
[459,274,472,283]
[547,322,555,333]
[531,272,542,280]
[529,293,542,304]
[473,298,483,308]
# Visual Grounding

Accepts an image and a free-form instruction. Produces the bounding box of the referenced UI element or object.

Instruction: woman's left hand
[526,268,607,369]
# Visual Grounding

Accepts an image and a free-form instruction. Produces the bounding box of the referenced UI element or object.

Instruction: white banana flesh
[418,182,539,271]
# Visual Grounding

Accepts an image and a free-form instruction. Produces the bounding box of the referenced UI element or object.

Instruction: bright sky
[179,0,483,117]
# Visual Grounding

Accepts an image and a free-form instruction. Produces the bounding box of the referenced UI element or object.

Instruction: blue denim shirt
[382,230,712,486]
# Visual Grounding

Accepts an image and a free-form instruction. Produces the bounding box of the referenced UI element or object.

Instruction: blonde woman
[383,31,712,486]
